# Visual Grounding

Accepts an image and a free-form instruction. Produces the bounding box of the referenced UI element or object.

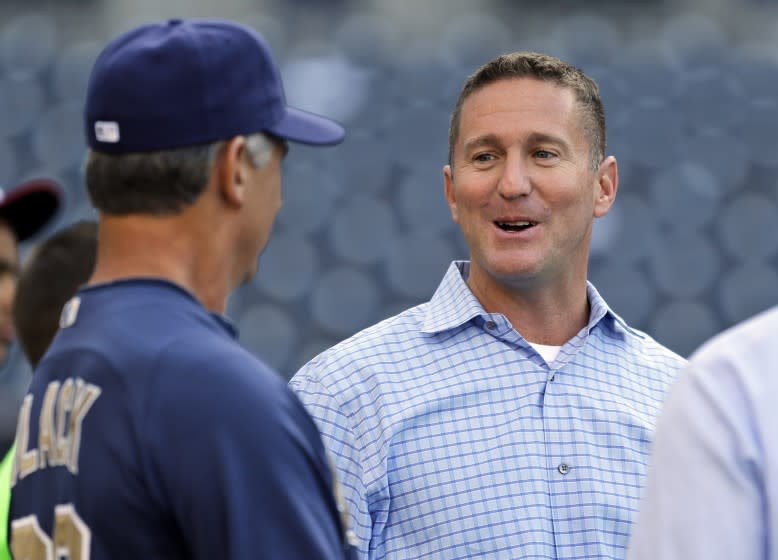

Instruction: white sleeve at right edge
[626,359,765,560]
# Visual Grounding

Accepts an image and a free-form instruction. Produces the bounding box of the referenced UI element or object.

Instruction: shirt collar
[421,260,641,339]
[421,261,487,334]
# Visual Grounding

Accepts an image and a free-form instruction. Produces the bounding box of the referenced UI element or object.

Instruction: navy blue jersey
[8,279,353,559]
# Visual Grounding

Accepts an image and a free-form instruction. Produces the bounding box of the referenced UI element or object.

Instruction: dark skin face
[0,221,18,363]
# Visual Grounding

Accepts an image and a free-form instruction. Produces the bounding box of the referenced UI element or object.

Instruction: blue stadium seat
[0,139,16,187]
[328,193,397,265]
[386,232,457,299]
[611,42,683,104]
[601,194,658,264]
[675,68,745,132]
[591,194,624,257]
[31,102,84,173]
[659,14,727,68]
[397,164,454,234]
[719,263,778,325]
[236,303,297,375]
[276,159,342,235]
[738,101,778,168]
[255,232,319,302]
[334,13,395,66]
[617,100,685,167]
[0,13,57,79]
[649,299,721,357]
[589,261,657,327]
[327,128,393,195]
[311,265,380,336]
[718,194,778,263]
[438,14,512,70]
[650,230,720,298]
[53,41,101,101]
[0,76,44,139]
[382,102,450,165]
[550,13,622,67]
[681,129,750,193]
[649,162,722,231]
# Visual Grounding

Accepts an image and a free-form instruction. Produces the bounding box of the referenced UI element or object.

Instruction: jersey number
[11,504,91,560]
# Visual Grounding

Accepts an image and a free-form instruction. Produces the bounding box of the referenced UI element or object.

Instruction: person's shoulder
[73,279,219,334]
[597,316,687,388]
[697,306,778,356]
[151,335,312,436]
[604,312,686,363]
[157,331,286,395]
[293,302,428,381]
[689,305,778,377]
[50,281,236,373]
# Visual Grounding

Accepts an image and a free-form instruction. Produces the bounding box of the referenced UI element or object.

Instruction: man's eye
[474,153,494,162]
[535,150,554,159]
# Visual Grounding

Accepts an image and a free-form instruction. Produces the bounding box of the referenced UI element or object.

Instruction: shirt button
[485,321,496,330]
[558,463,570,475]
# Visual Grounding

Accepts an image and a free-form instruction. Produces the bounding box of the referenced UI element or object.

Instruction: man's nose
[497,153,532,199]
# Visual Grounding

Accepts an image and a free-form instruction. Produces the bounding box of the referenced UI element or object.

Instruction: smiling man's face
[444,76,617,294]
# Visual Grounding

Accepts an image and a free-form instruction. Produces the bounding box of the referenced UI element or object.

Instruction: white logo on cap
[95,121,120,143]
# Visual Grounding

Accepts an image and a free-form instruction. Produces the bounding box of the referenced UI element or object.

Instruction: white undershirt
[528,342,562,363]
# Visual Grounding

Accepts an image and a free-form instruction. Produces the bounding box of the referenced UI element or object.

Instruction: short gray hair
[85,132,276,215]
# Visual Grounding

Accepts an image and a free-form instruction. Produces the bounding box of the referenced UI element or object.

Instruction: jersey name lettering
[11,378,102,487]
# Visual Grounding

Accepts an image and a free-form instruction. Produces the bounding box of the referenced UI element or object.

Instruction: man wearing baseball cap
[9,18,354,559]
[0,177,62,560]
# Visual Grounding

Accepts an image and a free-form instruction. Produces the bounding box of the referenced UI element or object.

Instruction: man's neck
[466,269,590,346]
[90,215,233,314]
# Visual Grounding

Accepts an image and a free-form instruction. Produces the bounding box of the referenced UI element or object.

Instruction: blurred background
[2,0,778,448]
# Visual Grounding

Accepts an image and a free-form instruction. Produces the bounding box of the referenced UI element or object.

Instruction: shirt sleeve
[0,445,14,560]
[626,360,764,560]
[146,352,350,560]
[290,368,373,560]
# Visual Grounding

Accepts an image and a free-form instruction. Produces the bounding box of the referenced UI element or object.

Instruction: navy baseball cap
[85,18,345,153]
[0,178,63,241]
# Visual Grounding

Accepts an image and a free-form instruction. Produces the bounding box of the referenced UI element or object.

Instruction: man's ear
[593,155,618,218]
[443,164,460,224]
[215,136,248,208]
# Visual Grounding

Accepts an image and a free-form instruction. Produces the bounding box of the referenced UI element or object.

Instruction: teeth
[498,221,532,227]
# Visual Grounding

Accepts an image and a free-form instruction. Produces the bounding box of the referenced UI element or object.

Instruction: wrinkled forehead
[457,78,588,149]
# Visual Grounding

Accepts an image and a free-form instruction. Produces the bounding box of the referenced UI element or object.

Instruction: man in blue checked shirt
[290,51,686,559]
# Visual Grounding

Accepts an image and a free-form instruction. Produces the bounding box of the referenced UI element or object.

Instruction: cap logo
[95,121,120,143]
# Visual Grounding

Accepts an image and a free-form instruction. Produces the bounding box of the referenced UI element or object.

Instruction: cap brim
[266,106,345,146]
[0,178,63,241]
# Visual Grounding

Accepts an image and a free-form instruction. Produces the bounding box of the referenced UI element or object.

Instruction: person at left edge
[9,18,355,560]
[0,178,62,560]
[4,220,94,560]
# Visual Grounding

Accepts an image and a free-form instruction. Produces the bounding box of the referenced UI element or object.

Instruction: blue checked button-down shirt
[290,261,686,560]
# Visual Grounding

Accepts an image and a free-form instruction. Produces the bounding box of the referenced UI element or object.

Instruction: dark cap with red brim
[0,178,63,242]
